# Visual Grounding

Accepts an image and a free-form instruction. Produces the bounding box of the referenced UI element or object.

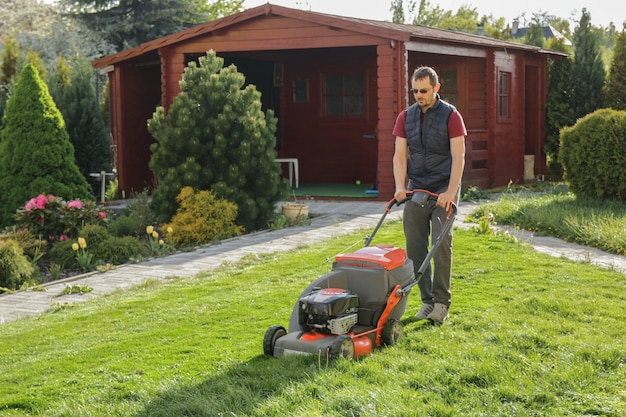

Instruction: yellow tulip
[152,231,159,239]
[146,225,154,235]
[167,226,173,234]
[159,239,164,245]
[72,243,79,251]
[78,237,87,249]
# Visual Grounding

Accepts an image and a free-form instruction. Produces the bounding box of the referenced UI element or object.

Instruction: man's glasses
[411,88,431,94]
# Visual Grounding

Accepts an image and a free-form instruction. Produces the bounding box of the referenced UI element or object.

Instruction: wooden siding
[279,47,380,185]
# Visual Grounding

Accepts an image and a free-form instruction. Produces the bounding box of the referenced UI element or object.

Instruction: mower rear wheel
[329,335,355,359]
[382,318,404,346]
[263,325,287,356]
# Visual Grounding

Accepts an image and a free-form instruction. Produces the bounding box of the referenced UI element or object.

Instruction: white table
[275,158,299,188]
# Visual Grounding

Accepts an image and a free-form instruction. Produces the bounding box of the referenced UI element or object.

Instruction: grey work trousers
[403,199,454,307]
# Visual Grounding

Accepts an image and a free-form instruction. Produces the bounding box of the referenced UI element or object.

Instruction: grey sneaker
[414,304,434,320]
[427,303,449,324]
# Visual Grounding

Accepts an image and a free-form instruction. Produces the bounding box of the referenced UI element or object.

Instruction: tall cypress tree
[604,28,626,111]
[148,51,288,232]
[0,64,90,227]
[569,9,606,120]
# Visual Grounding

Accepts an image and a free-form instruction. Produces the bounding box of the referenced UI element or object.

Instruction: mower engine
[298,288,359,335]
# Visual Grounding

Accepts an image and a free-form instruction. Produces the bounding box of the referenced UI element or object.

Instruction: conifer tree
[604,28,626,111]
[48,56,113,182]
[569,9,606,120]
[0,64,90,227]
[148,51,288,232]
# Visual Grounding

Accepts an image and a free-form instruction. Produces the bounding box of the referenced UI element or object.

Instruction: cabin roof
[93,3,565,68]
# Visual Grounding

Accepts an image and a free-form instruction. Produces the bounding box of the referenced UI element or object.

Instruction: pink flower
[67,200,83,209]
[24,194,49,211]
[24,198,37,211]
[35,195,48,209]
[59,234,68,241]
[98,211,107,219]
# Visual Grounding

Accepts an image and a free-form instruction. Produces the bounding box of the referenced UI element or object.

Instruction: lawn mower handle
[363,190,456,247]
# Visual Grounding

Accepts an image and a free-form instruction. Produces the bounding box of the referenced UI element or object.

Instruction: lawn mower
[263,190,457,359]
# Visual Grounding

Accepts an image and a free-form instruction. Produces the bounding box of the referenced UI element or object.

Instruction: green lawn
[1,221,625,416]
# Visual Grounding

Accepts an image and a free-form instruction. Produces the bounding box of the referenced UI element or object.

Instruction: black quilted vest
[405,96,455,192]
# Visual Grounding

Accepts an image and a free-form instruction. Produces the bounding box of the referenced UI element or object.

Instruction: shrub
[14,194,109,242]
[48,240,79,270]
[0,239,35,290]
[559,108,626,199]
[79,224,110,248]
[0,229,47,261]
[148,50,288,232]
[49,225,147,269]
[163,187,243,248]
[107,191,155,237]
[93,236,147,265]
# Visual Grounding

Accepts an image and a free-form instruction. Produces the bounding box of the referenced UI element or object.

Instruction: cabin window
[498,71,511,120]
[293,78,309,103]
[323,73,364,116]
[439,70,458,106]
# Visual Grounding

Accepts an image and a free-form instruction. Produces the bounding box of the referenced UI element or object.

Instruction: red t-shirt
[392,106,467,139]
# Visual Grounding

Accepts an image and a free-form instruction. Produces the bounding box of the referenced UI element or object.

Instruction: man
[392,66,466,324]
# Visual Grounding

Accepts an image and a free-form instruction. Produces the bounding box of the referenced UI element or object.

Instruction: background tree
[569,9,606,120]
[0,36,19,132]
[603,27,626,111]
[0,64,90,227]
[48,56,113,188]
[59,0,244,51]
[390,0,405,24]
[148,51,288,232]
[545,55,575,178]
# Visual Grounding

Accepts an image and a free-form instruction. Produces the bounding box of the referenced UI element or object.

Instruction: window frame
[321,72,366,117]
[497,71,512,122]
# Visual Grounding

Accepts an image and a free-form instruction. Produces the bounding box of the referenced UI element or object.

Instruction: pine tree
[604,28,626,111]
[148,50,289,232]
[0,64,90,227]
[569,9,606,120]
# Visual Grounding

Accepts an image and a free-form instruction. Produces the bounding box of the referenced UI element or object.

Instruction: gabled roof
[93,3,564,68]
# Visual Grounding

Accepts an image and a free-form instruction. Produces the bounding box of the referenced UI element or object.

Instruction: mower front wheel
[382,318,404,346]
[329,335,355,359]
[263,325,287,356]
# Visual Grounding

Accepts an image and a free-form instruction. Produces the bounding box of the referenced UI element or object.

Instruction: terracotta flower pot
[281,202,309,219]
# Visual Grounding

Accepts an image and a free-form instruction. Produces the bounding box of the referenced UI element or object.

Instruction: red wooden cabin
[92,3,564,200]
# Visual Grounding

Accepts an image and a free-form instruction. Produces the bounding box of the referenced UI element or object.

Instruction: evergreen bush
[93,236,147,265]
[48,240,78,270]
[163,186,243,248]
[0,239,35,290]
[0,64,91,227]
[148,50,288,232]
[559,108,626,199]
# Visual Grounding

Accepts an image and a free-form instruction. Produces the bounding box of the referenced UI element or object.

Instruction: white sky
[243,0,624,28]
